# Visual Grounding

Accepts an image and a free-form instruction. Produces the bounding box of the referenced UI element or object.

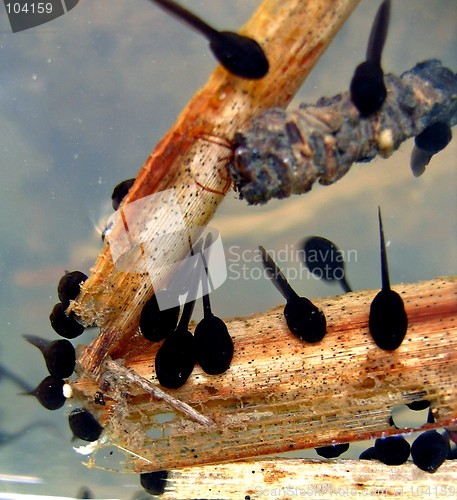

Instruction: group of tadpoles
[20,0,455,495]
[262,208,456,471]
[260,207,407,350]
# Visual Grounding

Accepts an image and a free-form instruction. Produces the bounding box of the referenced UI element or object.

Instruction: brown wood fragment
[159,459,457,499]
[70,277,457,473]
[70,0,362,375]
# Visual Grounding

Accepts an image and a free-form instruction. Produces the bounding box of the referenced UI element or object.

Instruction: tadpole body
[259,246,326,343]
[57,270,88,307]
[315,443,349,458]
[410,122,452,177]
[111,178,135,210]
[140,470,169,496]
[154,276,198,389]
[374,435,410,466]
[68,408,103,442]
[411,430,449,473]
[140,292,180,342]
[50,302,85,339]
[302,236,352,293]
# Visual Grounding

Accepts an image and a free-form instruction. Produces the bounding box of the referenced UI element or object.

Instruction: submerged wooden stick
[70,0,362,375]
[160,459,457,499]
[71,276,457,473]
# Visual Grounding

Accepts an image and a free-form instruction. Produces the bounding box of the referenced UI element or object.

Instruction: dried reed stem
[70,0,362,375]
[160,459,457,499]
[71,276,457,473]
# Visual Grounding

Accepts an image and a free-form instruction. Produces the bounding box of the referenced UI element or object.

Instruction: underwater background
[0,0,456,497]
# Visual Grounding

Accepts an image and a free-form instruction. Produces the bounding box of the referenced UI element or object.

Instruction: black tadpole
[148,0,269,79]
[154,274,197,389]
[68,408,103,442]
[50,302,85,339]
[411,430,449,473]
[111,178,135,211]
[374,435,410,466]
[259,246,326,343]
[302,236,352,293]
[368,208,408,351]
[140,292,180,342]
[410,122,452,177]
[350,0,390,116]
[27,375,66,411]
[140,470,169,496]
[315,443,349,459]
[57,270,88,307]
[194,234,234,375]
[23,335,76,379]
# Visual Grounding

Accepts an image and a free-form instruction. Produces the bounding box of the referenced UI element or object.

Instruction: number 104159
[5,2,53,14]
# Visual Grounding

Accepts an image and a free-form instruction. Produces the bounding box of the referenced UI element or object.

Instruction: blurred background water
[0,0,456,497]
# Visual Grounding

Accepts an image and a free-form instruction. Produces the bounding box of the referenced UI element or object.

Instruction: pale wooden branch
[71,277,457,473]
[160,459,457,499]
[70,0,362,375]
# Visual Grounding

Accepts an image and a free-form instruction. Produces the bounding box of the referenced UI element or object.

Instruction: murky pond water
[0,0,456,497]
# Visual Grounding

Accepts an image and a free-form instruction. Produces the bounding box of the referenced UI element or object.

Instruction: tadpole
[259,246,326,343]
[149,0,269,79]
[350,0,391,116]
[302,236,352,293]
[194,233,234,375]
[368,207,408,350]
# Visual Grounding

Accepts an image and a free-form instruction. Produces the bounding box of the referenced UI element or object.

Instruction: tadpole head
[24,335,75,378]
[139,293,180,342]
[29,375,66,410]
[315,443,349,458]
[350,60,386,116]
[50,302,85,339]
[369,289,408,350]
[111,178,135,211]
[68,408,103,442]
[302,236,352,292]
[411,430,449,473]
[374,435,410,466]
[415,122,452,154]
[410,123,452,177]
[154,329,196,389]
[195,315,234,375]
[209,31,269,80]
[140,470,169,496]
[284,297,327,343]
[57,271,88,307]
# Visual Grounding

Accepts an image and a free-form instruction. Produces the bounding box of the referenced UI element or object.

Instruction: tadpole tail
[0,364,34,393]
[23,334,49,353]
[340,276,353,294]
[259,246,297,301]
[377,207,391,291]
[366,0,391,65]
[200,232,214,318]
[149,0,219,41]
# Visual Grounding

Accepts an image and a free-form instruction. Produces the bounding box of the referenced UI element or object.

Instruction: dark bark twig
[230,60,457,204]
